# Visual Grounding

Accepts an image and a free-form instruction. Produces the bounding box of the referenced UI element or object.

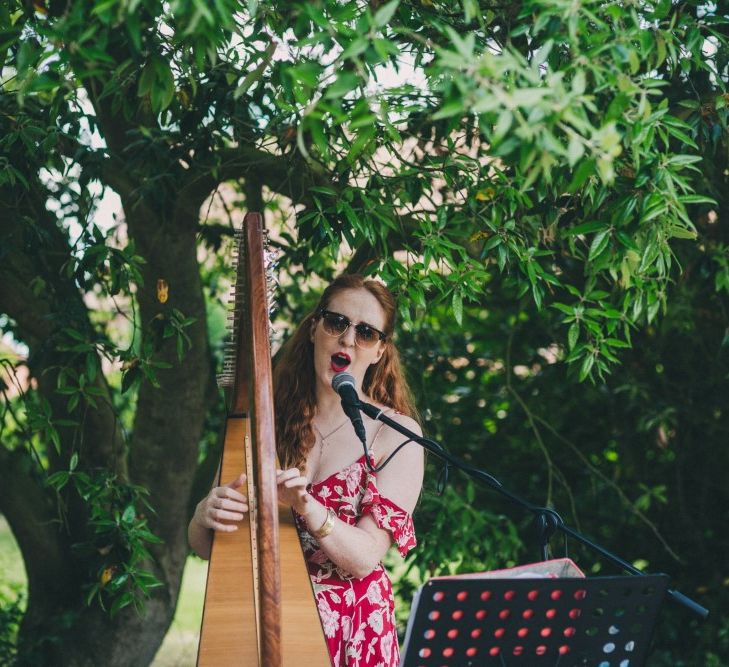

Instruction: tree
[0,0,726,664]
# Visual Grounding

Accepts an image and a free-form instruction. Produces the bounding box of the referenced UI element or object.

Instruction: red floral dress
[295,453,417,667]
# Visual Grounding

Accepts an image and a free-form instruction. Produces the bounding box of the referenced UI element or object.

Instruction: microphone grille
[332,372,356,392]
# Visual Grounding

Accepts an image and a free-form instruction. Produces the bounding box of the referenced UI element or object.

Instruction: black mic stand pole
[357,400,709,620]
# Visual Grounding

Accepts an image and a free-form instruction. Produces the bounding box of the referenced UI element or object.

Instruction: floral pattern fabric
[296,453,416,667]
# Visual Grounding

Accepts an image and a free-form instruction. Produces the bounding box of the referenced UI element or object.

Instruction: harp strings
[218,226,280,388]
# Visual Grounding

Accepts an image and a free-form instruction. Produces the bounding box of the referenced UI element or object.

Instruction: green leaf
[640,204,666,224]
[678,195,718,206]
[86,584,100,608]
[110,593,133,616]
[122,505,137,525]
[346,126,376,161]
[667,225,697,240]
[373,0,399,28]
[47,471,70,490]
[567,160,595,192]
[326,72,360,99]
[309,186,338,196]
[579,353,595,381]
[552,303,574,316]
[492,110,512,144]
[86,354,97,383]
[605,338,631,348]
[340,38,368,61]
[452,291,463,326]
[121,367,141,394]
[511,88,547,107]
[567,221,604,237]
[568,322,579,350]
[482,235,502,251]
[432,100,463,120]
[664,125,698,148]
[137,61,156,97]
[588,230,610,261]
[615,231,639,251]
[567,135,584,167]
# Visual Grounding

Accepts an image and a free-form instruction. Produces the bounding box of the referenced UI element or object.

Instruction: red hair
[273,274,418,471]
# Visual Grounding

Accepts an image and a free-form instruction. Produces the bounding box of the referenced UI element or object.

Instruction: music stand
[400,572,669,666]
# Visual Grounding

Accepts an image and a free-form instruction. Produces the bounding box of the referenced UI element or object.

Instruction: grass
[150,556,207,667]
[0,515,26,605]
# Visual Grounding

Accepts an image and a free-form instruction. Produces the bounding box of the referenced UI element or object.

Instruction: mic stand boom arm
[357,400,709,620]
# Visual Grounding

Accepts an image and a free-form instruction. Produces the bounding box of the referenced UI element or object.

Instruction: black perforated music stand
[400,574,669,666]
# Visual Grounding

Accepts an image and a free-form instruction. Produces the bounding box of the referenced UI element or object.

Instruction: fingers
[199,480,250,532]
[224,472,246,491]
[202,469,311,530]
[276,468,312,516]
[282,476,308,490]
[225,472,246,488]
[217,477,247,503]
[202,506,246,531]
[208,520,239,533]
[213,495,248,514]
[276,468,308,489]
[213,507,247,522]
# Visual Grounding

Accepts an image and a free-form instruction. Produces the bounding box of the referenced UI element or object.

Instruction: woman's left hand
[276,468,312,515]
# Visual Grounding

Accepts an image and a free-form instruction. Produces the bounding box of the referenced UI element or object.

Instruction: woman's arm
[278,414,424,578]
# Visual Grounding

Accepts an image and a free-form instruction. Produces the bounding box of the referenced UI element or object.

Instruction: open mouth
[330,352,351,373]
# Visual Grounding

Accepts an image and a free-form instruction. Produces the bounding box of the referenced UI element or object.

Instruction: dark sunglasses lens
[354,325,378,347]
[322,312,349,335]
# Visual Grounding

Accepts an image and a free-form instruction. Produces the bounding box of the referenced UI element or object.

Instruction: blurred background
[2,0,727,665]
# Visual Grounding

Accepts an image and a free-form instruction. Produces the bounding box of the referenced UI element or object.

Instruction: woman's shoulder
[367,404,423,457]
[383,410,422,437]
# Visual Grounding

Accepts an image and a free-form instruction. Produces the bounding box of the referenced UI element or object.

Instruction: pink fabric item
[296,453,416,667]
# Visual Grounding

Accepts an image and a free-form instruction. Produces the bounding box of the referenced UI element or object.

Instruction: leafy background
[1,0,728,664]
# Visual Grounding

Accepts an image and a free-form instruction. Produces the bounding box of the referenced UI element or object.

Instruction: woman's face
[311,287,387,396]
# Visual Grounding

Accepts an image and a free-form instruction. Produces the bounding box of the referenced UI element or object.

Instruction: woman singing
[188,274,424,667]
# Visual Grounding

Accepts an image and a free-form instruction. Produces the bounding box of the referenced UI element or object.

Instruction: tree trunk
[17,593,177,667]
[1,173,214,664]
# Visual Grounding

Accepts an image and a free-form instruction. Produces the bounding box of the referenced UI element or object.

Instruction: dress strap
[368,408,394,462]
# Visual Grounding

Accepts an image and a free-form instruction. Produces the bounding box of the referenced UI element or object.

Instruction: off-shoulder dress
[295,426,417,667]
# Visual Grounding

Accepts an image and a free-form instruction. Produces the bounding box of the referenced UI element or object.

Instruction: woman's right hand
[193,473,248,532]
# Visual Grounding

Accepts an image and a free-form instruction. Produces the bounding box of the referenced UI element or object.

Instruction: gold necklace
[311,418,350,478]
[312,418,350,443]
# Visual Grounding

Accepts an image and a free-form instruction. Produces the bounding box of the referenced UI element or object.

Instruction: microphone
[331,372,367,446]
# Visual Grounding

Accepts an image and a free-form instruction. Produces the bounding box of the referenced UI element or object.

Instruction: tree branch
[184,143,331,212]
[0,186,127,477]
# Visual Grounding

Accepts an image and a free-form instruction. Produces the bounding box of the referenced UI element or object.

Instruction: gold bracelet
[311,507,335,539]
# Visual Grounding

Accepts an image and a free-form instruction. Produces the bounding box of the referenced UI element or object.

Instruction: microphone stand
[357,399,709,620]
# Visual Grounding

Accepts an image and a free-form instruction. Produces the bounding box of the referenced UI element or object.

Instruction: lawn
[0,515,26,605]
[150,556,207,666]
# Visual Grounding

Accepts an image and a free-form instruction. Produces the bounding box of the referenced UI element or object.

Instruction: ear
[372,343,385,365]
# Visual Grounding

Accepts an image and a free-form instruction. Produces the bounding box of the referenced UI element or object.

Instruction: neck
[314,385,345,424]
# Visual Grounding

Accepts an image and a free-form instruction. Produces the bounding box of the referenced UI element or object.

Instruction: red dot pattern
[407,578,664,666]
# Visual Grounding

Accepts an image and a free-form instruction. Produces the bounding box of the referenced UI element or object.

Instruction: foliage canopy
[0,0,727,665]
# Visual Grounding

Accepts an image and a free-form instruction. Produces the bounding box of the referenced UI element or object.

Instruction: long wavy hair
[273,274,418,471]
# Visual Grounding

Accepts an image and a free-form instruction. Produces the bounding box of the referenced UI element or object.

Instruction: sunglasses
[317,310,387,348]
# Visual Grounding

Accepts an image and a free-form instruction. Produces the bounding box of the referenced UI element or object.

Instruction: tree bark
[0,122,215,663]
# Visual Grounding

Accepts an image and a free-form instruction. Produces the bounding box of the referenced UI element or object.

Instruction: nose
[338,325,357,347]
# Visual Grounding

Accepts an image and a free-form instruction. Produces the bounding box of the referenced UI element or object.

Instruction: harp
[196,213,330,666]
